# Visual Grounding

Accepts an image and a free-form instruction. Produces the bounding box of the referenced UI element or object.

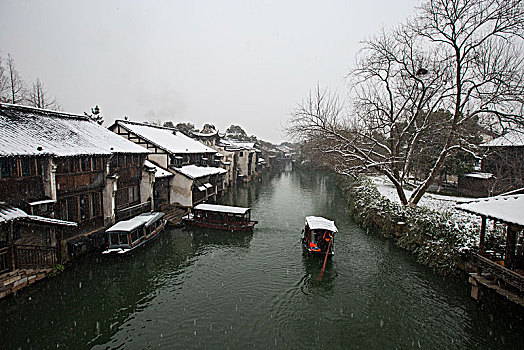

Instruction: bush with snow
[338,175,494,275]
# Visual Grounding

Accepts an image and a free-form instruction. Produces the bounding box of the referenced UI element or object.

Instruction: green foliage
[85,105,103,125]
[50,264,65,277]
[163,121,175,128]
[175,122,196,136]
[226,124,248,140]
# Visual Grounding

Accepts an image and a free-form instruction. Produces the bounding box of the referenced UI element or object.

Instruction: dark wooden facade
[54,156,106,236]
[0,156,47,206]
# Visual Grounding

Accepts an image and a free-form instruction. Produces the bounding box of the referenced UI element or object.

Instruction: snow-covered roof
[192,130,218,137]
[306,216,338,232]
[456,194,524,227]
[219,138,256,150]
[144,160,173,178]
[481,130,524,147]
[114,120,216,154]
[0,203,76,226]
[27,199,56,206]
[463,172,494,179]
[174,164,226,179]
[194,203,250,214]
[0,205,27,223]
[0,103,149,157]
[106,212,164,232]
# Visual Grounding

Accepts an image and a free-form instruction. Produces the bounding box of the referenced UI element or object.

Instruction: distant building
[109,120,226,208]
[460,130,524,197]
[217,139,258,182]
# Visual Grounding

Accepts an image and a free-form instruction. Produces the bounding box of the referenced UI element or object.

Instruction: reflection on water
[0,170,523,349]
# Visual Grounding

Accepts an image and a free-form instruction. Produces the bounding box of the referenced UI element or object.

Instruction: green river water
[1,169,523,349]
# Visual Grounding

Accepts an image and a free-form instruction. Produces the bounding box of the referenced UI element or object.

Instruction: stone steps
[160,205,188,225]
[0,268,52,299]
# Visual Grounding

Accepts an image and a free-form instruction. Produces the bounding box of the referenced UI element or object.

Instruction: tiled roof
[113,120,216,154]
[0,103,149,157]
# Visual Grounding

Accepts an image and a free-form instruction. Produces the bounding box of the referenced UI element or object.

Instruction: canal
[1,170,523,349]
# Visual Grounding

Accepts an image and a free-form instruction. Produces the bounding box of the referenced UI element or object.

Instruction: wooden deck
[469,253,524,307]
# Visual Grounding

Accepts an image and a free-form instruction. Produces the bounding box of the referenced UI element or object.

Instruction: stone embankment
[0,268,52,299]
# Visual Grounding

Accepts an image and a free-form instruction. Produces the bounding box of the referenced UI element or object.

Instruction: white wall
[171,175,193,207]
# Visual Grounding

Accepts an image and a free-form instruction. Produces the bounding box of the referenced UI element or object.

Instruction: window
[131,229,140,243]
[68,158,76,173]
[67,197,78,222]
[0,159,11,178]
[80,157,90,172]
[93,157,103,171]
[20,158,30,176]
[79,195,89,221]
[92,192,102,217]
[128,186,139,204]
[239,152,244,157]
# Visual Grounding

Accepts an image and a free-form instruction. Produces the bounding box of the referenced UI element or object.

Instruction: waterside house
[0,103,154,294]
[459,131,524,197]
[457,192,524,307]
[109,120,226,209]
[216,138,258,182]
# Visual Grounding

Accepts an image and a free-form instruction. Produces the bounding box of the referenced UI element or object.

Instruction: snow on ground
[368,175,483,250]
[369,175,469,212]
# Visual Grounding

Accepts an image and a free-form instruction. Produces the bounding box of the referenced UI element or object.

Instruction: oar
[318,238,332,281]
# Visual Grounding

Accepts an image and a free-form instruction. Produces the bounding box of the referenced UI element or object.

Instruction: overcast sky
[0,0,418,143]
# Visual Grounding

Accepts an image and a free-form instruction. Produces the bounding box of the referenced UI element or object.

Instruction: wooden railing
[472,253,524,292]
[0,247,10,274]
[116,201,152,221]
[14,244,58,269]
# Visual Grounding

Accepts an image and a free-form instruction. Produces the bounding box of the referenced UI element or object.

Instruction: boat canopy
[106,212,164,232]
[305,216,338,233]
[194,203,250,215]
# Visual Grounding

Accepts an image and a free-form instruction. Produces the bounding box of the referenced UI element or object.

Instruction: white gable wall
[172,175,193,207]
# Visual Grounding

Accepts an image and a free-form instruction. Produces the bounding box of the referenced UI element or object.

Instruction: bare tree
[5,54,24,104]
[0,56,9,102]
[25,77,60,109]
[288,0,524,206]
[406,0,524,204]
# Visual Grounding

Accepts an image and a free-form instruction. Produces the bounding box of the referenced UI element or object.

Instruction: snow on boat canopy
[102,212,166,255]
[305,216,338,233]
[302,216,337,257]
[183,204,257,231]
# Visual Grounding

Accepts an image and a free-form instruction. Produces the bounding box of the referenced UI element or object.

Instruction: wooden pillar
[56,228,63,265]
[479,216,487,252]
[505,224,518,269]
[7,222,15,271]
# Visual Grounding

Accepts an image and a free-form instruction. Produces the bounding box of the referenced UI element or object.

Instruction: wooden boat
[183,203,258,231]
[102,212,166,255]
[301,216,337,257]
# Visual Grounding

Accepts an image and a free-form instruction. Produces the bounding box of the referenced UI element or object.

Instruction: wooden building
[479,131,524,195]
[0,103,154,260]
[457,194,524,307]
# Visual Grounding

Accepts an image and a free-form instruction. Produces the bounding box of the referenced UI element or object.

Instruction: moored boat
[302,216,337,256]
[183,203,258,231]
[102,212,166,255]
